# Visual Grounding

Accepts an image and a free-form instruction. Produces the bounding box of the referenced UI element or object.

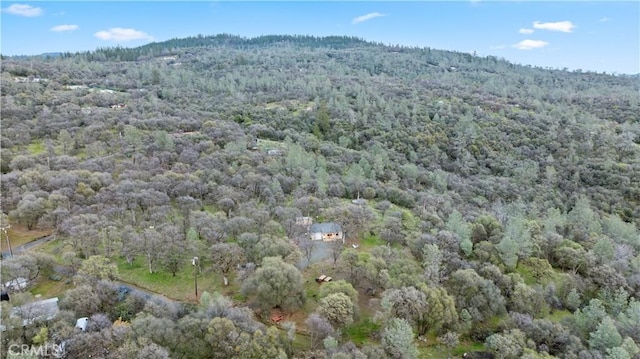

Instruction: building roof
[295,216,313,225]
[76,317,89,331]
[266,149,284,156]
[310,223,342,234]
[14,297,59,326]
[3,277,28,291]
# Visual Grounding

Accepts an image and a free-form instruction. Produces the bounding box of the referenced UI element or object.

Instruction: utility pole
[192,256,199,298]
[1,226,13,258]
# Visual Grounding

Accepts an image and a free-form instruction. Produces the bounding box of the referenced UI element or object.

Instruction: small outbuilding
[295,216,313,226]
[266,149,284,156]
[75,317,89,331]
[316,275,333,283]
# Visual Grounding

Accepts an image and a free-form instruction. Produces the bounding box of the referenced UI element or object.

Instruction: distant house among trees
[309,223,343,243]
[295,216,313,226]
[13,76,48,83]
[266,149,284,156]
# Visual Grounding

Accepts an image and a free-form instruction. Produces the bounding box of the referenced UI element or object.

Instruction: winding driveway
[1,234,56,259]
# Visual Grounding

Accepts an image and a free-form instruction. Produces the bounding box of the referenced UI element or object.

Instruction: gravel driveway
[298,241,336,269]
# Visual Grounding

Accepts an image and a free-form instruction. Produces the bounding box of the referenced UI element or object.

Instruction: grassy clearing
[2,224,53,249]
[30,277,73,299]
[299,262,334,313]
[115,256,238,302]
[304,280,321,303]
[202,204,220,214]
[291,332,312,352]
[453,341,485,356]
[264,102,286,110]
[547,309,572,323]
[360,234,385,251]
[418,339,486,359]
[419,344,452,359]
[264,100,314,114]
[344,317,380,345]
[515,264,537,285]
[420,340,485,358]
[27,141,45,155]
[257,138,286,151]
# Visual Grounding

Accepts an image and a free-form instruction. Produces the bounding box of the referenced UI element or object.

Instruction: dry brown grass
[1,224,53,250]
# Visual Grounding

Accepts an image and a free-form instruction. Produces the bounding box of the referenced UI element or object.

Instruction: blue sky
[1,1,638,74]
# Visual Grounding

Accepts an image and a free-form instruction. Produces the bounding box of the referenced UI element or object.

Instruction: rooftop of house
[310,222,342,233]
[14,297,60,326]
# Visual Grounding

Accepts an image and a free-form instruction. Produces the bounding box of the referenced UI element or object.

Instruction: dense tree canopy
[1,33,638,359]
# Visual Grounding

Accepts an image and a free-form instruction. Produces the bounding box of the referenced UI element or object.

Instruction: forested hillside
[1,34,639,359]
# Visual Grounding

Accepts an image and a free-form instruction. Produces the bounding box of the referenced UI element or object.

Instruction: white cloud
[533,20,576,33]
[512,39,549,50]
[94,28,154,42]
[352,12,386,25]
[599,17,610,22]
[50,24,78,32]
[519,28,534,34]
[3,3,42,17]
